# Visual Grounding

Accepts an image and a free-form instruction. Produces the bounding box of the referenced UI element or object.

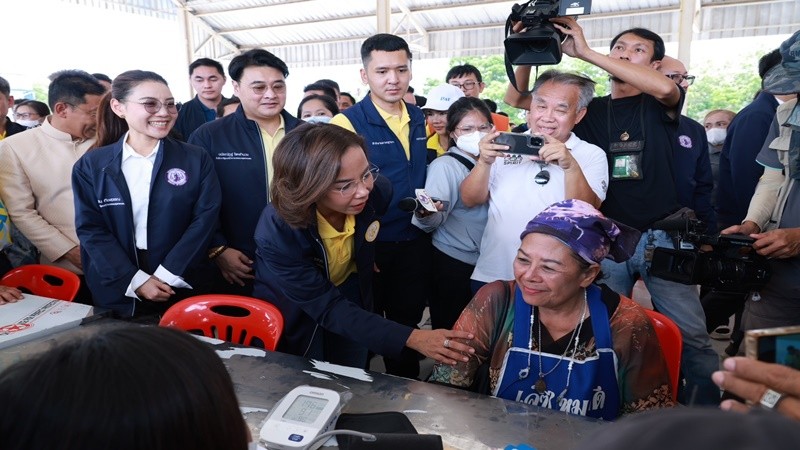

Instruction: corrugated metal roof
[66,0,800,66]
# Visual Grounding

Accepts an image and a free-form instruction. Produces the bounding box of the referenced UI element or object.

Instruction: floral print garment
[429,281,675,415]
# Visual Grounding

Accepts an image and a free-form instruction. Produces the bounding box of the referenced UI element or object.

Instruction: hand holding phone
[712,356,800,421]
[745,325,800,368]
[493,132,544,156]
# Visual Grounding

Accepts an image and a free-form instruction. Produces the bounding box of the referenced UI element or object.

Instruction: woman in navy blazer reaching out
[73,70,221,318]
[253,123,474,370]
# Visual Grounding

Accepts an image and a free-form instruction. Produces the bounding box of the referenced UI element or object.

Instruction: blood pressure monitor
[260,385,343,450]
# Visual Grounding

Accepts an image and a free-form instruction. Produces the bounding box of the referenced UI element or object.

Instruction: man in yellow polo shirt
[331,34,433,379]
[189,49,301,295]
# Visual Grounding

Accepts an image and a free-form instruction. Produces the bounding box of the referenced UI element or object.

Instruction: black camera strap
[443,152,475,171]
[504,16,536,96]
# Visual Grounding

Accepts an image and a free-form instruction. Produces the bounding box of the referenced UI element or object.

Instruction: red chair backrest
[159,294,284,351]
[0,264,81,301]
[644,309,683,401]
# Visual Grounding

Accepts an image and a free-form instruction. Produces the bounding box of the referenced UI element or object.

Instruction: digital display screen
[759,332,800,369]
[282,395,328,424]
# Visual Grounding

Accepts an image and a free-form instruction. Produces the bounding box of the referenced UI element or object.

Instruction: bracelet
[208,245,228,260]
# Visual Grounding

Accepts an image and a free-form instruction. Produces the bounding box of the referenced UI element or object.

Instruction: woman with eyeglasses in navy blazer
[73,70,221,319]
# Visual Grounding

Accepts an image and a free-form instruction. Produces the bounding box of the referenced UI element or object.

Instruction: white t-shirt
[471,132,609,282]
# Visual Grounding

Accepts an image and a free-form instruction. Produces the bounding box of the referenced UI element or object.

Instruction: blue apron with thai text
[492,284,621,420]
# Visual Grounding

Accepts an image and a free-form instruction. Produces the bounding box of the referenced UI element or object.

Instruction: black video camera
[649,218,771,293]
[504,0,592,66]
[494,132,544,156]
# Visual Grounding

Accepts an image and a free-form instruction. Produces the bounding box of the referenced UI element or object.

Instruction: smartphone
[745,325,800,369]
[493,132,545,156]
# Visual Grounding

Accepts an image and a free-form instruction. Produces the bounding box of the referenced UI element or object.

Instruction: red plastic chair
[0,264,81,301]
[644,309,683,401]
[159,294,284,351]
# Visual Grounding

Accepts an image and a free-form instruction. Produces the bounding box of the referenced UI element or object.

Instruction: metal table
[0,318,606,450]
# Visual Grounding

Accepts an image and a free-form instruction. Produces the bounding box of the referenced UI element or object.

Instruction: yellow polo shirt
[260,115,286,185]
[427,133,447,157]
[330,101,411,160]
[316,211,357,286]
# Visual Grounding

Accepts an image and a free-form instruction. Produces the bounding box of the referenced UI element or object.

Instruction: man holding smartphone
[508,19,720,405]
[461,70,608,290]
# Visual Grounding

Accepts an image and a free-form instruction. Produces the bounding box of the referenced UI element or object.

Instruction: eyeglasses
[456,122,493,134]
[449,81,478,90]
[66,103,98,118]
[15,112,40,119]
[129,100,180,114]
[249,82,287,96]
[666,74,696,86]
[332,165,379,197]
[534,162,550,185]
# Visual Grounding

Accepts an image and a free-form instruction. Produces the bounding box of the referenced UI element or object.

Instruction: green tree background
[423,51,765,126]
[31,84,48,103]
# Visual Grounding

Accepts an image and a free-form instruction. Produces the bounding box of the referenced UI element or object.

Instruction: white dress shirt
[120,134,191,298]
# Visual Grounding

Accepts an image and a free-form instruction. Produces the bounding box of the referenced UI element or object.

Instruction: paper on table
[0,294,93,350]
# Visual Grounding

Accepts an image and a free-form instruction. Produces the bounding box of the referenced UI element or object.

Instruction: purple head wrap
[520,199,641,264]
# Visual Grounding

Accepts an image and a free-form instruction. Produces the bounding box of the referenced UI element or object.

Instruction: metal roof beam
[172,0,240,57]
[191,0,309,18]
[212,0,513,35]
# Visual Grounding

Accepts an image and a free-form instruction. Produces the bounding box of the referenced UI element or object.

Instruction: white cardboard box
[0,294,93,350]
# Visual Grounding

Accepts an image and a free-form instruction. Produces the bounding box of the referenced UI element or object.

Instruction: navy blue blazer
[189,106,301,259]
[673,115,716,233]
[252,175,412,358]
[174,95,221,141]
[716,92,778,229]
[72,136,221,316]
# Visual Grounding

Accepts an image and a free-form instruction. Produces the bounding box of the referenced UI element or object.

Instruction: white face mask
[706,127,727,146]
[15,119,40,128]
[303,115,331,124]
[456,131,486,156]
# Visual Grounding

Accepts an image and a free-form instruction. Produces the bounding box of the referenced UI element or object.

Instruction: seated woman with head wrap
[429,199,675,420]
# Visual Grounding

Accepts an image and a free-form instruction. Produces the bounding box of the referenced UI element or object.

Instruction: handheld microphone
[398,197,445,213]
[398,197,422,212]
[651,217,691,231]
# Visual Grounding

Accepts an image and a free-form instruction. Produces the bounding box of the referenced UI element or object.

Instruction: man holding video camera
[722,30,800,334]
[461,70,608,289]
[541,18,721,405]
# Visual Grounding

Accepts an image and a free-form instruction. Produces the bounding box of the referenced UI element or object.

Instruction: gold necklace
[609,100,641,142]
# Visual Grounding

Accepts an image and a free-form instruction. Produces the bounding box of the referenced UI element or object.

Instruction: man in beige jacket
[0,70,105,290]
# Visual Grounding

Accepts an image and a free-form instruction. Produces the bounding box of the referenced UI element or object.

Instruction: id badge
[609,140,645,180]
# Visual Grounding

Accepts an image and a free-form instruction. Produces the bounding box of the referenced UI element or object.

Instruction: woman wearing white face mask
[13,100,49,128]
[297,94,339,124]
[411,97,492,330]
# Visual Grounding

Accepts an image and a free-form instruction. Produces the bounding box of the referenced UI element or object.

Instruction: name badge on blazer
[98,198,125,208]
[365,221,380,242]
